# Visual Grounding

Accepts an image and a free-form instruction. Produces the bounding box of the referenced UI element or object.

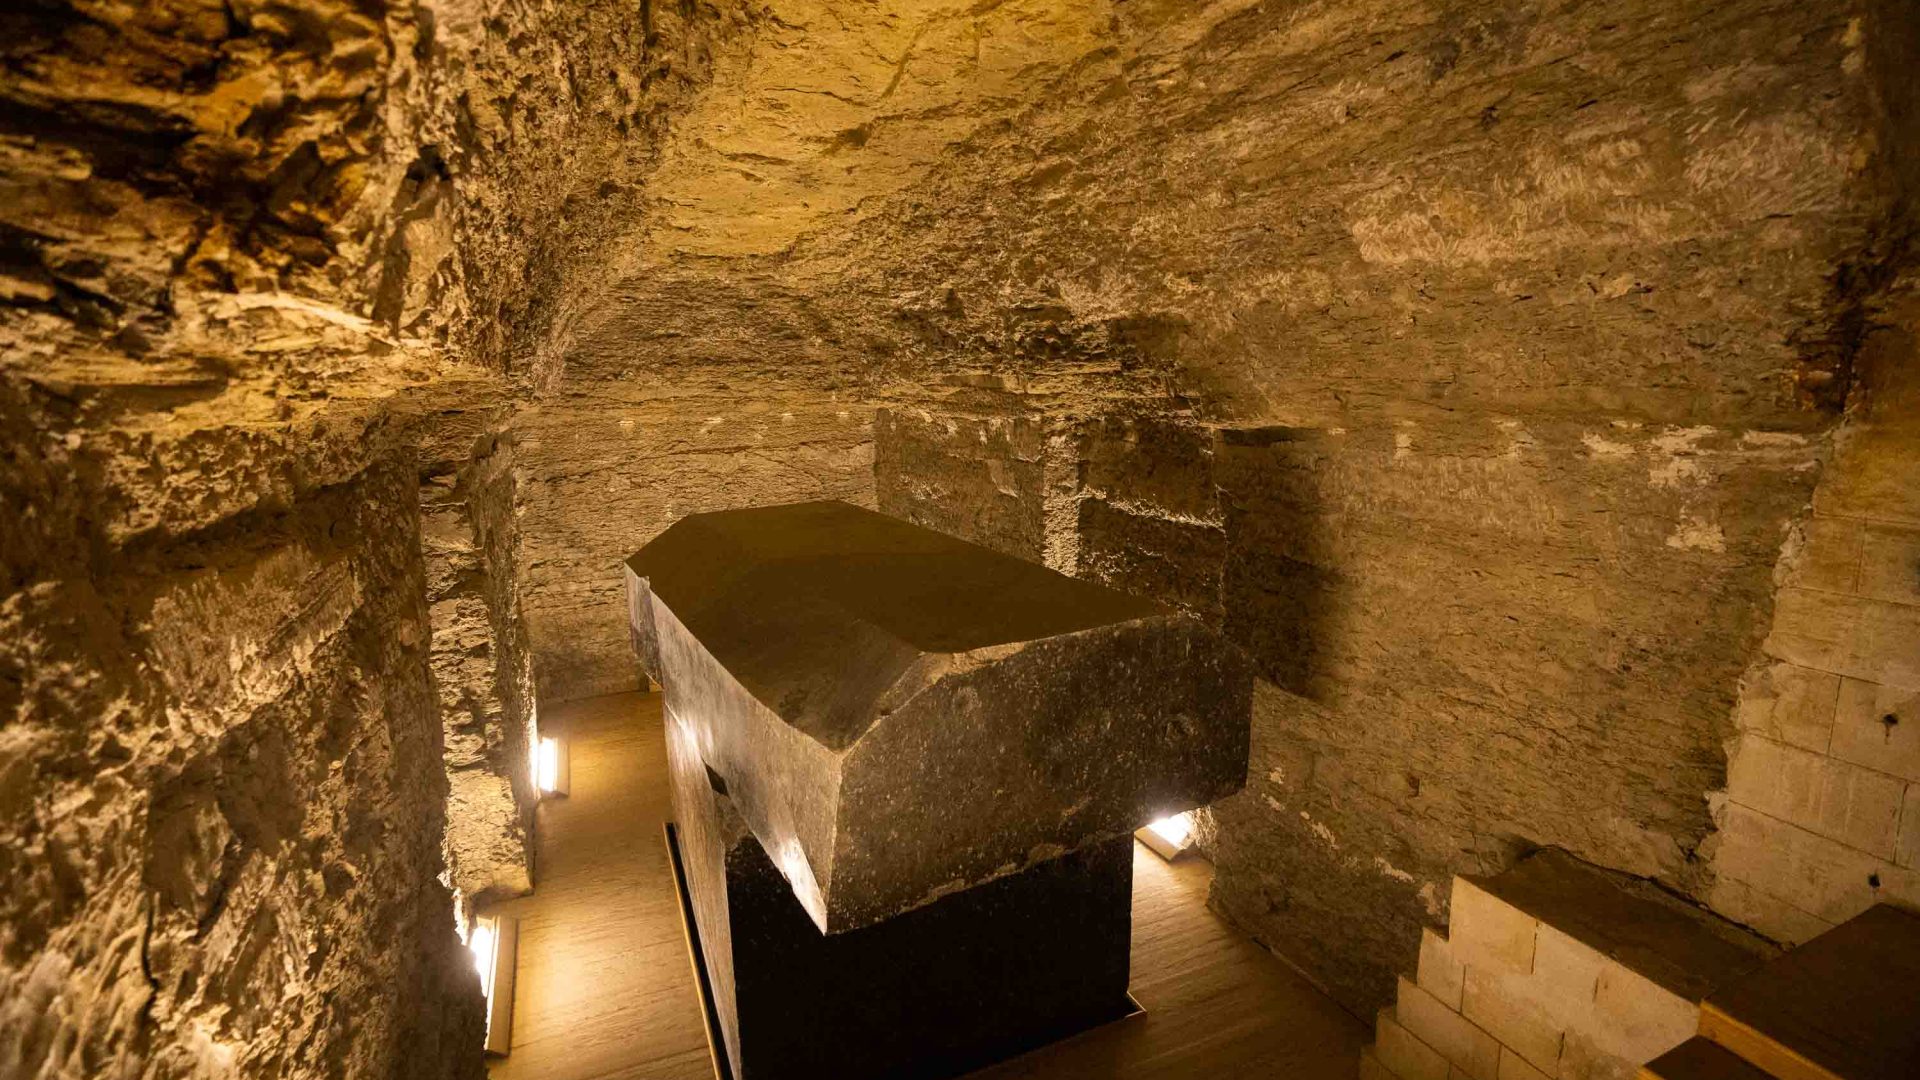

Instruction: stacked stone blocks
[1711,332,1920,943]
[1362,852,1772,1080]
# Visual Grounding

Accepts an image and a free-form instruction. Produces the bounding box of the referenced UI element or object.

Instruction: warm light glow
[1147,812,1193,848]
[470,919,498,1002]
[464,912,516,1054]
[528,709,542,797]
[538,737,560,793]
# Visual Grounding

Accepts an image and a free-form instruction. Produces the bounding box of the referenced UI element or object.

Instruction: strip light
[537,736,570,796]
[468,913,518,1055]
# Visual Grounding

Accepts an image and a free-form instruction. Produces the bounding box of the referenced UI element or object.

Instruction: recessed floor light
[1136,812,1195,860]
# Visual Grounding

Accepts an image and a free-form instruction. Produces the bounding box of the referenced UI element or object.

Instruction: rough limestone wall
[0,0,747,1071]
[385,0,753,894]
[852,0,1907,1017]
[418,395,539,904]
[873,410,1053,564]
[512,0,1119,702]
[518,278,876,704]
[0,362,485,1078]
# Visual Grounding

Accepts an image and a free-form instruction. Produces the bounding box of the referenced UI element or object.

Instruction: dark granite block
[627,499,1251,933]
[667,702,1135,1080]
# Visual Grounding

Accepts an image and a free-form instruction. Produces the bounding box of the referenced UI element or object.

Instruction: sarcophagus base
[668,703,1136,1080]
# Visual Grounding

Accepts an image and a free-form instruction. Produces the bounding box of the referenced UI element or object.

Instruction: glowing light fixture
[537,735,570,796]
[467,913,518,1055]
[1135,811,1195,860]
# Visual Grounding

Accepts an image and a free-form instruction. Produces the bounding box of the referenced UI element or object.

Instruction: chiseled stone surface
[418,400,540,904]
[6,0,1920,1064]
[0,422,485,1079]
[1,0,745,1071]
[666,702,1133,1080]
[630,499,1251,933]
[848,0,1918,1018]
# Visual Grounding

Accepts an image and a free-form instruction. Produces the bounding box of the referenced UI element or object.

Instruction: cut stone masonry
[1361,849,1774,1080]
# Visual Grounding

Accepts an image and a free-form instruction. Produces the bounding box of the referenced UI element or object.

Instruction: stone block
[1077,497,1228,620]
[1530,924,1603,1026]
[445,768,532,900]
[1497,1046,1551,1080]
[1450,877,1538,975]
[1076,416,1221,525]
[1726,735,1904,857]
[1766,588,1920,689]
[1586,960,1698,1062]
[1732,662,1839,753]
[1700,875,1835,947]
[1814,420,1920,527]
[1419,927,1465,1011]
[1397,975,1500,1080]
[1783,517,1862,594]
[1556,1029,1637,1080]
[1460,967,1563,1075]
[667,702,1135,1080]
[1711,803,1889,925]
[1360,1046,1396,1080]
[1830,678,1920,784]
[1881,859,1920,907]
[873,409,1047,562]
[1858,522,1920,606]
[1377,1008,1450,1080]
[628,499,1251,933]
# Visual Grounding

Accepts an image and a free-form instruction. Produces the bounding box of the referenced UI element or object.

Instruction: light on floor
[538,735,570,796]
[1135,811,1195,860]
[468,913,518,1055]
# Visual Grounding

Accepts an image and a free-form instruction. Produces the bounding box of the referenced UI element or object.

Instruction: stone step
[1374,1006,1448,1080]
[1359,1044,1398,1080]
[1639,1038,1775,1080]
[1450,849,1776,1007]
[1396,974,1500,1080]
[1448,849,1777,1077]
[1362,848,1777,1080]
[1696,904,1920,1080]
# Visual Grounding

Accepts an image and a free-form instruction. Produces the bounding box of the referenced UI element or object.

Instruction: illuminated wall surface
[3,0,1917,1075]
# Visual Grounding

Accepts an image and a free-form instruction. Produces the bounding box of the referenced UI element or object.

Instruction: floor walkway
[487,692,1364,1080]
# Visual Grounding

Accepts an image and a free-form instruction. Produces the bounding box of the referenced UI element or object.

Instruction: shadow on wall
[876,405,1821,1018]
[516,402,878,706]
[1213,427,1343,702]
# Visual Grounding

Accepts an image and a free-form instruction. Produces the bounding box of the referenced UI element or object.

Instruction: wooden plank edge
[1697,1000,1842,1080]
[664,821,734,1080]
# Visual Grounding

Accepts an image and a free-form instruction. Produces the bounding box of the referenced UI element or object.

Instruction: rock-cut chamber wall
[862,0,1920,1018]
[0,0,752,1074]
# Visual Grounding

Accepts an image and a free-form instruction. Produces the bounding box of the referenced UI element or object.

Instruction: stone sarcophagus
[626,500,1252,1079]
